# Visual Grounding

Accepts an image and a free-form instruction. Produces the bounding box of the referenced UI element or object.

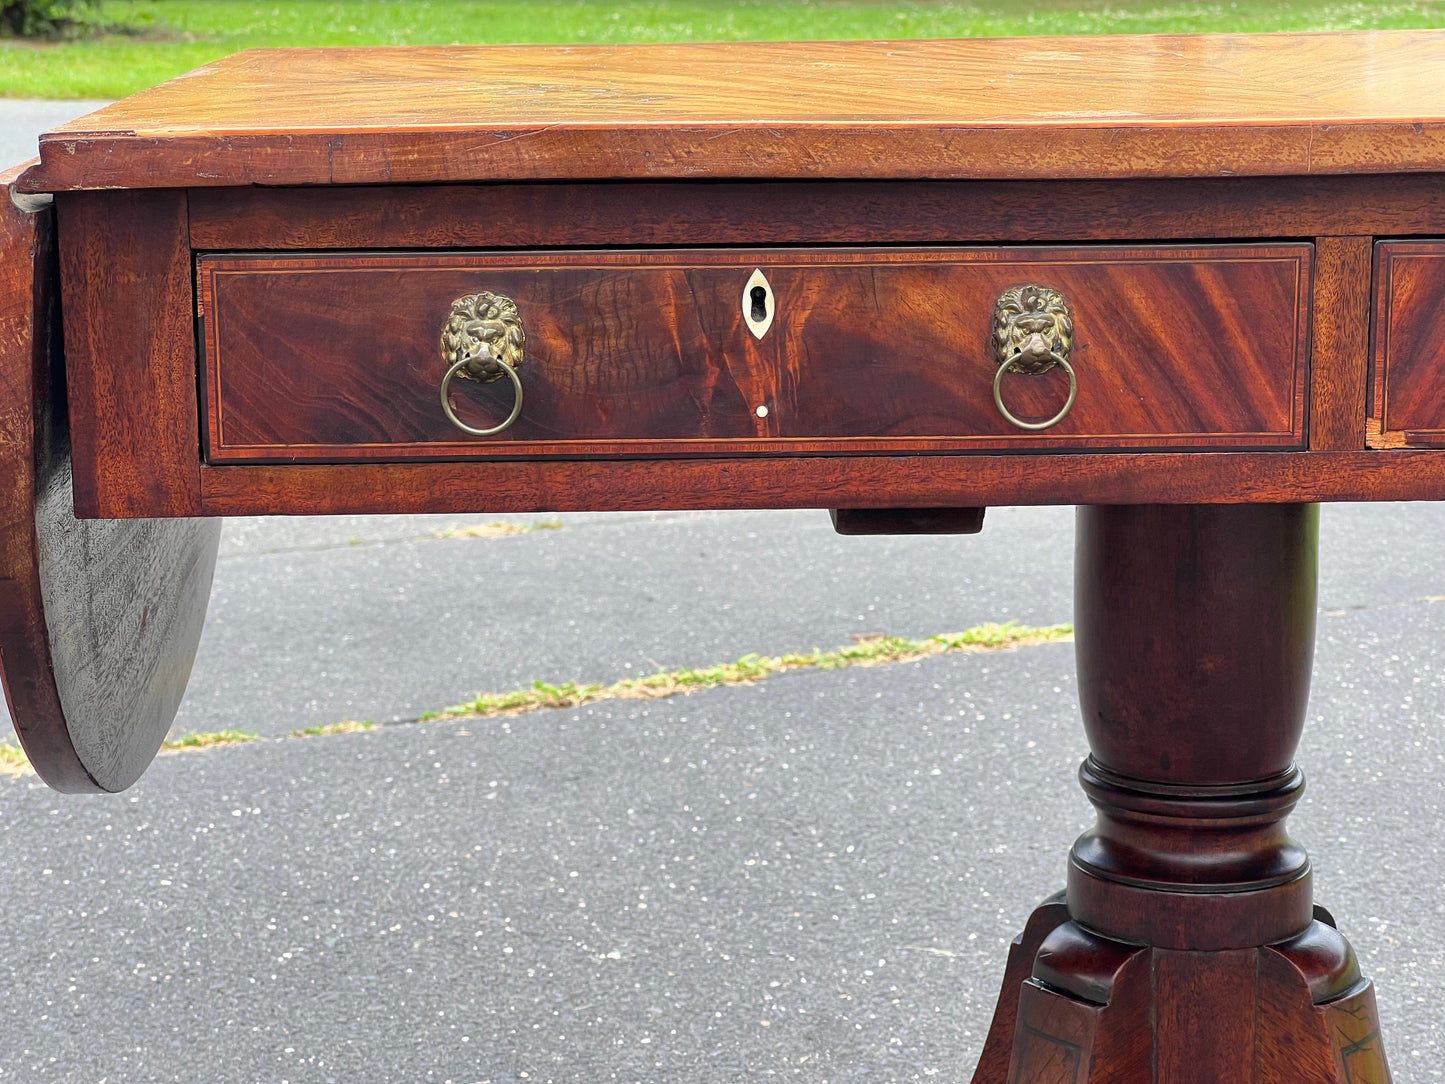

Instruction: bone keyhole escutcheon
[743,268,775,339]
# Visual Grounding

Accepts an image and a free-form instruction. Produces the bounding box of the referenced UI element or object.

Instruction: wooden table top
[19,29,1445,191]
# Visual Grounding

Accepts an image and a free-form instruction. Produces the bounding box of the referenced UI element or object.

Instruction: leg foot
[1264,917,1393,1082]
[979,912,1393,1083]
[971,892,1071,1084]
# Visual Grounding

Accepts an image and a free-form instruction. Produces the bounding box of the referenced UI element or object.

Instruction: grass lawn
[2,0,1444,99]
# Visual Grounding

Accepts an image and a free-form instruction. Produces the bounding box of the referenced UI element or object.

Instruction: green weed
[291,720,376,737]
[159,728,259,751]
[435,520,563,539]
[430,621,1072,721]
[0,740,31,775]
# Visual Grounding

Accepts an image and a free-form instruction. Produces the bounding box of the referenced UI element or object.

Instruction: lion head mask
[993,284,1073,375]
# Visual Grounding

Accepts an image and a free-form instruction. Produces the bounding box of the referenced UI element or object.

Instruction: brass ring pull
[438,290,526,437]
[992,283,1077,432]
[993,353,1077,431]
[440,354,524,436]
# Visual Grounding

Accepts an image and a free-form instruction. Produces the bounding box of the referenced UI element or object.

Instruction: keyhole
[750,285,768,323]
[742,268,775,339]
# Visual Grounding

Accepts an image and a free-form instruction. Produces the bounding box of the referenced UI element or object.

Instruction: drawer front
[198,245,1310,463]
[1372,241,1445,447]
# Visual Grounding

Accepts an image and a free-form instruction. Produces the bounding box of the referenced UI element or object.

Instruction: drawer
[1372,241,1445,447]
[197,245,1310,463]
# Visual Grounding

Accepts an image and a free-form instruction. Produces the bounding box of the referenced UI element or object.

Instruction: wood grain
[198,245,1309,462]
[971,893,1071,1084]
[1069,506,1317,950]
[1370,241,1445,449]
[0,165,88,790]
[0,167,222,793]
[192,449,1445,517]
[1000,934,1154,1084]
[1153,951,1257,1080]
[1007,981,1099,1084]
[1263,922,1392,1082]
[1308,236,1372,451]
[996,933,1390,1081]
[31,460,221,792]
[1317,985,1393,1082]
[186,176,1445,251]
[56,190,201,517]
[1074,504,1317,786]
[20,31,1445,191]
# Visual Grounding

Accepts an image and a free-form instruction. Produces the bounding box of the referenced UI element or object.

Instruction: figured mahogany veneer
[1371,241,1445,448]
[198,245,1309,463]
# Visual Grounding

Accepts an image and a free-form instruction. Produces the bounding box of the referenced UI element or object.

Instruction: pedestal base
[971,900,1392,1084]
[967,505,1395,1083]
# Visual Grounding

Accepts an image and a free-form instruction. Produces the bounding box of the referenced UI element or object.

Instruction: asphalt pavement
[0,100,109,171]
[2,104,1443,1082]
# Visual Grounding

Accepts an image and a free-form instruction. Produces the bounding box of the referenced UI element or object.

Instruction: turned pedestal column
[972,505,1392,1084]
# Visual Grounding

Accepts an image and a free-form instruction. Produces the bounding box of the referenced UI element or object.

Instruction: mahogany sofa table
[3,29,1440,1081]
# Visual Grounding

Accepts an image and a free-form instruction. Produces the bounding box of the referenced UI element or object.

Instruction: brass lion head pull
[992,284,1077,431]
[439,291,525,436]
[441,292,524,381]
